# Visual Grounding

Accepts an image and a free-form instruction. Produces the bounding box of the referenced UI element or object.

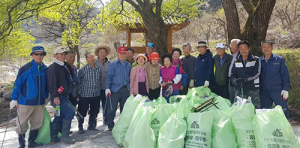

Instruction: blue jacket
[231,53,261,92]
[65,64,78,97]
[260,54,290,91]
[106,59,131,92]
[11,60,48,105]
[194,50,215,88]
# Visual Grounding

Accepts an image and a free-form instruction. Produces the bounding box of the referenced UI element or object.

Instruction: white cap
[216,43,225,49]
[54,47,67,54]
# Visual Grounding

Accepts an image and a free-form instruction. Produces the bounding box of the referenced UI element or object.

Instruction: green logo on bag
[151,118,160,125]
[272,129,283,137]
[191,121,199,128]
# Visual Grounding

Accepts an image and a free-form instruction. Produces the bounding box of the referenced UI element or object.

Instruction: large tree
[222,0,276,55]
[98,0,200,56]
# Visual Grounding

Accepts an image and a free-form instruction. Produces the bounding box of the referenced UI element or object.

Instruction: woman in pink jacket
[130,54,149,96]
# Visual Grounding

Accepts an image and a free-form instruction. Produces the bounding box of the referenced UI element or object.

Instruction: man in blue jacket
[193,41,214,90]
[10,46,48,148]
[259,41,290,118]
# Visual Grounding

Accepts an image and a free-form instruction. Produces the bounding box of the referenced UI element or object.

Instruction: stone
[3,92,12,101]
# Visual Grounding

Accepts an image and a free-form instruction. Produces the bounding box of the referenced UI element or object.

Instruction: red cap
[150,52,160,60]
[118,46,127,53]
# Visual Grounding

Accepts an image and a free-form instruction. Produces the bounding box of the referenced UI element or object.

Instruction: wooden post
[127,28,131,47]
[167,29,172,53]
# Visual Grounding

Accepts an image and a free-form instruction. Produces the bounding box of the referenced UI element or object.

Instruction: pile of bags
[112,86,300,148]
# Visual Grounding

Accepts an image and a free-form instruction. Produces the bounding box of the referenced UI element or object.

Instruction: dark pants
[51,95,75,123]
[106,87,129,128]
[77,96,101,117]
[100,90,106,122]
[260,89,289,118]
[162,89,179,103]
[148,87,161,100]
[69,96,77,107]
[228,82,236,104]
[214,83,230,100]
[180,86,189,95]
[138,82,148,96]
[236,88,261,109]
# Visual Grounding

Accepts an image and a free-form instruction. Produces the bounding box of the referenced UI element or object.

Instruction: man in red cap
[105,46,131,131]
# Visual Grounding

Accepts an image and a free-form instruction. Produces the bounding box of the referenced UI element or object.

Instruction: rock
[3,92,12,101]
[0,89,4,97]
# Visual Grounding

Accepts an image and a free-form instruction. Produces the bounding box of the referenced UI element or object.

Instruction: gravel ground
[0,105,299,148]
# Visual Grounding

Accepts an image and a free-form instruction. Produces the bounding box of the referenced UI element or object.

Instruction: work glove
[105,89,111,97]
[281,90,289,100]
[189,79,194,88]
[204,81,209,87]
[10,100,17,109]
[233,78,246,86]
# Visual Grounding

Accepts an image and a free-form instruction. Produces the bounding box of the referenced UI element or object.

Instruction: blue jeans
[162,89,179,103]
[51,95,75,123]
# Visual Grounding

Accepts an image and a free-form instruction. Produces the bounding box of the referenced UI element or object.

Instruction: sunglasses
[32,53,46,56]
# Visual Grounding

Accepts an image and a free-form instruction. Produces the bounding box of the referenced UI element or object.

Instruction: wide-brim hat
[94,46,111,55]
[135,54,148,63]
[196,41,208,48]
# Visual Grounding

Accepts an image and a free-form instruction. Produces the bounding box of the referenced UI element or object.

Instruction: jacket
[173,59,187,88]
[260,54,290,91]
[194,50,215,88]
[230,53,261,92]
[159,65,182,90]
[95,58,110,90]
[181,55,197,87]
[106,59,131,92]
[11,60,48,105]
[130,66,149,95]
[65,63,78,97]
[145,62,162,89]
[214,53,233,86]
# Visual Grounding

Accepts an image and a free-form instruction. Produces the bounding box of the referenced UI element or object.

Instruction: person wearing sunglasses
[10,46,48,148]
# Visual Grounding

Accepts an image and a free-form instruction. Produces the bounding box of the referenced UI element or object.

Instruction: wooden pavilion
[122,16,190,53]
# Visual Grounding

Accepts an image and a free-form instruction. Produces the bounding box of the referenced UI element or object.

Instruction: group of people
[9,39,290,148]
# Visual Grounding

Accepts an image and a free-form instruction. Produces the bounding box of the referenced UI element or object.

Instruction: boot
[88,115,98,130]
[50,122,61,145]
[18,134,25,148]
[78,117,84,134]
[28,130,43,148]
[61,119,75,144]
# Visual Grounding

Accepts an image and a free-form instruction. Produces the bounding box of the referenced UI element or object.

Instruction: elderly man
[259,41,290,118]
[230,40,261,108]
[65,51,78,107]
[145,43,154,60]
[181,43,197,95]
[48,47,75,144]
[126,47,137,68]
[95,46,111,125]
[77,53,101,133]
[228,39,241,103]
[10,46,48,148]
[213,43,233,99]
[193,41,214,89]
[105,46,131,131]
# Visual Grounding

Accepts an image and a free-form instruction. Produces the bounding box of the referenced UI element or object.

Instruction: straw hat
[94,46,111,55]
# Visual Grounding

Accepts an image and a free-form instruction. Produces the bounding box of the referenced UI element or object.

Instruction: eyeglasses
[33,53,45,56]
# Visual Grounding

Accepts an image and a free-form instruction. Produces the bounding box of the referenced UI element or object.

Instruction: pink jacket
[130,66,149,95]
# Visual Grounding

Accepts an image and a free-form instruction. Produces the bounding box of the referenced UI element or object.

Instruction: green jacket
[214,53,233,86]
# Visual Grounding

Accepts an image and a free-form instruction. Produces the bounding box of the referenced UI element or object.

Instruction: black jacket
[214,53,233,86]
[47,62,70,99]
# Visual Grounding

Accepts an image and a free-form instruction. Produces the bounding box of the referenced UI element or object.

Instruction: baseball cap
[30,46,46,55]
[54,47,67,54]
[216,43,225,49]
[147,43,154,48]
[118,46,127,53]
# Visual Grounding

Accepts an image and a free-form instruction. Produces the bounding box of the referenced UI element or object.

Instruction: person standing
[10,46,48,148]
[181,43,197,94]
[228,39,241,103]
[230,40,261,108]
[95,46,111,125]
[213,43,233,99]
[65,51,78,107]
[145,52,162,100]
[77,53,101,133]
[130,54,149,96]
[259,41,290,118]
[172,48,187,95]
[48,47,75,144]
[126,47,137,68]
[193,41,214,89]
[105,46,131,131]
[145,43,154,60]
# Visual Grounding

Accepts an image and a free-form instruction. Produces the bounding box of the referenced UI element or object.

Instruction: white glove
[105,89,111,97]
[189,79,195,88]
[204,81,209,87]
[281,90,289,100]
[10,100,17,109]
